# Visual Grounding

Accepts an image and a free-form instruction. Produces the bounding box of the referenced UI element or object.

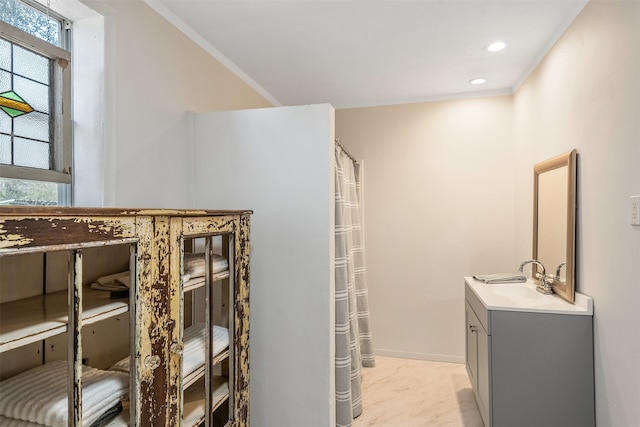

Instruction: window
[0,0,71,206]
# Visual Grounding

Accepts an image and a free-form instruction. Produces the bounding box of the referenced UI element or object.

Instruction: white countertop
[465,277,593,315]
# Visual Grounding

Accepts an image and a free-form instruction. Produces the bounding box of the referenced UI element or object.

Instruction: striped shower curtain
[335,143,375,427]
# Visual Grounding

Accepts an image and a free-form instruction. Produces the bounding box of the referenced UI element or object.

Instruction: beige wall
[514,2,640,425]
[338,2,640,425]
[336,97,516,361]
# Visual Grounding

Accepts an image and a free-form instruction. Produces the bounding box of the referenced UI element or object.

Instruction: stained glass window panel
[13,45,49,85]
[0,39,9,71]
[0,134,10,164]
[14,75,48,113]
[13,136,49,169]
[0,0,69,206]
[0,70,9,92]
[0,111,9,134]
[13,111,49,142]
[0,36,52,168]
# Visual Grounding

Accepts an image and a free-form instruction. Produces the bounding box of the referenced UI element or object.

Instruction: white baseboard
[374,348,465,364]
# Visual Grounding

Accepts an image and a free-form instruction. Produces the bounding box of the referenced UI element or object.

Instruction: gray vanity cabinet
[465,281,595,427]
[465,301,490,424]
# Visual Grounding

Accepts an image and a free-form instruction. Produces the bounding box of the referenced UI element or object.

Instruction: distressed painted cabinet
[0,207,250,426]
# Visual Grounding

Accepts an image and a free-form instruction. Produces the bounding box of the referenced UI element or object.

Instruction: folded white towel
[0,415,45,426]
[90,271,130,291]
[183,253,228,282]
[472,273,527,284]
[109,324,229,377]
[89,254,227,290]
[0,410,121,427]
[182,324,230,377]
[0,361,128,427]
[114,275,130,289]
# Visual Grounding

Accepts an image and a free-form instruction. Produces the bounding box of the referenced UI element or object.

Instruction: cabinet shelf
[183,349,230,390]
[183,376,229,427]
[0,287,129,352]
[183,270,230,293]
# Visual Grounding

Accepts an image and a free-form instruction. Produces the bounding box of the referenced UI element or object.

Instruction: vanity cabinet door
[476,321,490,426]
[465,302,478,390]
[465,301,490,427]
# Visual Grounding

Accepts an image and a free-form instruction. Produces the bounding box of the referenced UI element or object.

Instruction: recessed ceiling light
[486,41,507,52]
[469,78,487,85]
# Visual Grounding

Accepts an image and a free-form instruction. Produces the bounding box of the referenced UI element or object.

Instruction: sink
[490,283,540,299]
[465,277,593,315]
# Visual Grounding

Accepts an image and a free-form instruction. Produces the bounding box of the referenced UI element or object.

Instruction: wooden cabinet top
[0,207,252,217]
[0,207,251,252]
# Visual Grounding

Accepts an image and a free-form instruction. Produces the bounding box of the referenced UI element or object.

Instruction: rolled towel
[183,253,228,282]
[182,324,230,376]
[472,273,527,284]
[0,360,128,427]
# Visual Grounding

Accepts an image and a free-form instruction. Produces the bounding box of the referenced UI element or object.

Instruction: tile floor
[352,356,484,427]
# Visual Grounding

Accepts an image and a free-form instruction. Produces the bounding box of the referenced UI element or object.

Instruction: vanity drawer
[465,281,490,334]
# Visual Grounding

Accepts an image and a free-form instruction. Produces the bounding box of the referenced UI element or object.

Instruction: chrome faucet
[555,262,567,282]
[518,259,553,295]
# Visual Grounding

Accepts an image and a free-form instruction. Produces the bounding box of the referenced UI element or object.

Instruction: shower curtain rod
[335,138,358,163]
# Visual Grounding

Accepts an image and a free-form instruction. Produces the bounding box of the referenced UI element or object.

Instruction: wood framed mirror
[533,149,577,303]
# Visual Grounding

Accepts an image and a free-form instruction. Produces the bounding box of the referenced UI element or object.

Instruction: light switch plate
[631,196,640,226]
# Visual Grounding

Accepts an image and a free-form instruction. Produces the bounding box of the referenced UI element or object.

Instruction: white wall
[74,0,272,208]
[336,97,516,362]
[192,104,336,427]
[513,2,640,425]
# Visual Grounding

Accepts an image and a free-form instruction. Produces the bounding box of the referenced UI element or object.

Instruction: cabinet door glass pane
[181,235,233,426]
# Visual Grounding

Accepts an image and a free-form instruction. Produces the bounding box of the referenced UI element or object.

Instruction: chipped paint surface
[167,217,183,424]
[69,250,83,425]
[139,216,173,426]
[181,216,237,236]
[0,232,33,248]
[133,216,154,426]
[2,209,251,426]
[234,215,251,426]
[0,217,136,251]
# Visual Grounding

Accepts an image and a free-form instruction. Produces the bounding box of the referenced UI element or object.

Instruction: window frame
[0,22,72,185]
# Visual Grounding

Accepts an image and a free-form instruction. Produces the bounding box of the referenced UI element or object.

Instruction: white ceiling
[148,0,588,109]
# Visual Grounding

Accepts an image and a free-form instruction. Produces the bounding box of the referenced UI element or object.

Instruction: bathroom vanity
[464,277,594,427]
